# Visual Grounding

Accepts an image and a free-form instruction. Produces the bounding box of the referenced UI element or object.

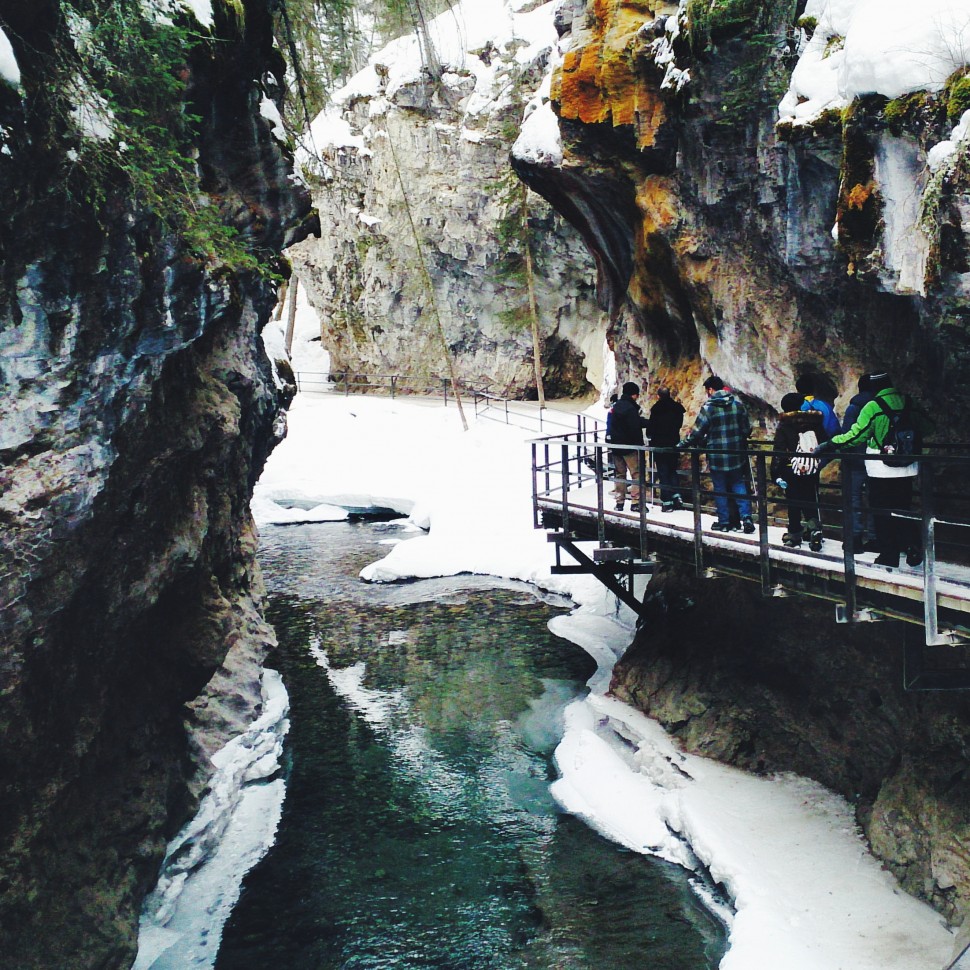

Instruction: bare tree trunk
[273,279,288,322]
[522,187,546,408]
[284,275,299,358]
[386,129,468,431]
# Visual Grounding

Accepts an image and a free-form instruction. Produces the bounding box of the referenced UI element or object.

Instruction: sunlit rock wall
[513,0,970,927]
[0,2,312,966]
[288,3,604,399]
[513,0,970,419]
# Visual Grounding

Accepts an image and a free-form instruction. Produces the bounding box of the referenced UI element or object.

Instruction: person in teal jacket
[814,372,933,567]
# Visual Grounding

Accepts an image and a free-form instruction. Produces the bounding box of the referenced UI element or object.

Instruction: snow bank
[134,669,289,970]
[303,0,559,171]
[780,0,970,124]
[0,28,20,88]
[250,390,961,968]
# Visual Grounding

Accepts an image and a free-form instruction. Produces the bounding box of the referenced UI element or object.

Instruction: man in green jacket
[815,372,932,567]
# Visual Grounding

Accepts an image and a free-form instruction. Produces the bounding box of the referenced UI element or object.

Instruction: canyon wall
[511,0,970,926]
[0,2,312,966]
[288,1,606,399]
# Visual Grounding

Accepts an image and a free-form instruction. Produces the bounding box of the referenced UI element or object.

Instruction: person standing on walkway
[610,381,650,512]
[796,375,841,438]
[648,387,687,511]
[678,376,754,533]
[814,372,933,567]
[840,374,875,553]
[771,393,824,548]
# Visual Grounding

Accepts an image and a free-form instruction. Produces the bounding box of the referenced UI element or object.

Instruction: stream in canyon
[215,520,727,968]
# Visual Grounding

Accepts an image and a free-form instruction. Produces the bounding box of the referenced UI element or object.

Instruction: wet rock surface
[611,565,970,924]
[0,2,311,966]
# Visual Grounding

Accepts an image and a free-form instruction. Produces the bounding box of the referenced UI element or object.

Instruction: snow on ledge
[0,27,20,88]
[780,0,970,126]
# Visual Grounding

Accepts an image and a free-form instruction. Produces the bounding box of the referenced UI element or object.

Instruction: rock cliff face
[515,0,970,419]
[512,0,970,926]
[0,2,311,966]
[288,2,605,399]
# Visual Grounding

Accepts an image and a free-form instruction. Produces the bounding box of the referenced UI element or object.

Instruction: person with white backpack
[771,392,826,549]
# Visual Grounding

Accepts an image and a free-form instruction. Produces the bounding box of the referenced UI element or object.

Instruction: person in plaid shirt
[678,375,754,533]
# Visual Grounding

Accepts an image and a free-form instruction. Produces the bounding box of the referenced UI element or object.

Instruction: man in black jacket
[609,381,650,512]
[648,387,686,511]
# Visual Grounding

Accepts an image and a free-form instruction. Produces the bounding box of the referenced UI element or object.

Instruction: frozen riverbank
[250,391,958,969]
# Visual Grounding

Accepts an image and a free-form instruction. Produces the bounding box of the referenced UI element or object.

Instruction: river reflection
[215,522,726,969]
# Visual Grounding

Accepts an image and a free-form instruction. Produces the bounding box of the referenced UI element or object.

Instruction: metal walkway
[532,435,970,691]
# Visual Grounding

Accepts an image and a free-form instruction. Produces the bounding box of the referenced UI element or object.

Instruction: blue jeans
[710,468,751,524]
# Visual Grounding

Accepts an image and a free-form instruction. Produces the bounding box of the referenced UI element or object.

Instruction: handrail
[292,373,608,441]
[530,432,970,650]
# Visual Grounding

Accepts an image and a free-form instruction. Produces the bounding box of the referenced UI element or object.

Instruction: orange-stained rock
[555,0,667,150]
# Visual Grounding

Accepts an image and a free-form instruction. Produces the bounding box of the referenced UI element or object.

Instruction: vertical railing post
[442,378,449,406]
[595,445,606,545]
[532,441,540,529]
[841,457,858,622]
[391,375,397,399]
[921,458,940,646]
[756,453,771,594]
[544,442,551,500]
[344,372,350,397]
[560,443,571,535]
[691,450,704,575]
[638,447,648,560]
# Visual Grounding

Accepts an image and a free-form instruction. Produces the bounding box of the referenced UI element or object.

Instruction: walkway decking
[532,436,970,690]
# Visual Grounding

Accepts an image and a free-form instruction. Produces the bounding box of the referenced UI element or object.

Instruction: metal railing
[294,370,471,402]
[471,389,604,439]
[293,371,607,441]
[530,434,970,647]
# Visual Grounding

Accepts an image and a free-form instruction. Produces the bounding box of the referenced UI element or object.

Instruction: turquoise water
[215,522,726,969]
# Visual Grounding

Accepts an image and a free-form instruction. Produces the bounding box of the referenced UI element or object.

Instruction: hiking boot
[614,501,624,512]
[782,532,802,548]
[874,551,900,567]
[672,494,685,511]
[630,502,645,513]
[905,546,924,567]
[711,521,732,532]
[742,517,755,534]
[661,500,675,513]
[809,529,823,552]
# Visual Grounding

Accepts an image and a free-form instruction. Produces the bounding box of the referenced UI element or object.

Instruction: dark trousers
[785,476,819,535]
[654,450,681,503]
[845,463,872,539]
[868,476,916,555]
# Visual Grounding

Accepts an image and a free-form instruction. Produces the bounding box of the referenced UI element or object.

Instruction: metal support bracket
[835,605,886,625]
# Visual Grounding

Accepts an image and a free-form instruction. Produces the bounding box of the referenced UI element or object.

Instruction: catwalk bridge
[530,425,970,693]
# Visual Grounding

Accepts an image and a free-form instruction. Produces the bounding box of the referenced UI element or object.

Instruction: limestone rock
[288,1,604,399]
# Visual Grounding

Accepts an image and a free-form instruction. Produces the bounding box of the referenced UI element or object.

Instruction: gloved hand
[775,478,788,490]
[812,440,835,456]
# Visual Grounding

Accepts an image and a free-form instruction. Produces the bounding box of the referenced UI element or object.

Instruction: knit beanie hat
[867,372,892,393]
[781,392,803,413]
[622,381,640,397]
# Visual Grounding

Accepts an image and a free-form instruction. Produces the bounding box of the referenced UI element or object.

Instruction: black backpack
[873,396,920,467]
